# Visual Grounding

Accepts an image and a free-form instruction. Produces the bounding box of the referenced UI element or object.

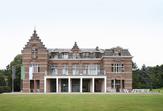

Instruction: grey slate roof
[48,47,131,57]
[104,49,131,56]
[48,48,105,53]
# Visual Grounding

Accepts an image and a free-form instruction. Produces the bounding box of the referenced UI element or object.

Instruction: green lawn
[0,94,163,111]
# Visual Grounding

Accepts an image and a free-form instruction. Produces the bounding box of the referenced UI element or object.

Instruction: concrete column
[92,78,94,93]
[56,78,58,93]
[44,77,46,93]
[80,78,83,93]
[34,80,36,93]
[113,79,115,89]
[121,79,123,92]
[68,77,71,93]
[104,77,107,93]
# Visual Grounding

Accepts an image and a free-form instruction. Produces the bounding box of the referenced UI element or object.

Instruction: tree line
[0,54,163,92]
[0,55,21,92]
[133,63,163,89]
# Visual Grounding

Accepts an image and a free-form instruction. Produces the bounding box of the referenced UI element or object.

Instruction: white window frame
[30,64,39,73]
[62,64,68,75]
[50,64,58,75]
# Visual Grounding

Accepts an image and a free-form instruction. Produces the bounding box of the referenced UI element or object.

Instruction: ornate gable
[22,30,47,50]
[21,30,48,61]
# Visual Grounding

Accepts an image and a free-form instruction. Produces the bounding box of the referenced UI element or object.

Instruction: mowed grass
[0,94,163,111]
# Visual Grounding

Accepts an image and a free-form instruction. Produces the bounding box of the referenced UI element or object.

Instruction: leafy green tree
[8,54,22,91]
[0,70,6,86]
[0,55,22,92]
[133,64,163,89]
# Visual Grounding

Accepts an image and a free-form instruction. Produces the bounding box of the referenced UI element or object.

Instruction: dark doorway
[71,79,80,92]
[36,80,40,92]
[61,79,68,92]
[82,79,91,92]
[95,79,103,92]
[50,79,56,92]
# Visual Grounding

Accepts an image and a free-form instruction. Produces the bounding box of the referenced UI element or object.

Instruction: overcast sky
[0,0,163,69]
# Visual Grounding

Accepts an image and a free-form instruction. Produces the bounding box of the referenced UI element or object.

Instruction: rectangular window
[72,53,76,59]
[72,64,79,75]
[30,64,39,73]
[62,53,68,59]
[62,64,68,75]
[83,64,88,75]
[54,53,58,59]
[88,64,100,75]
[72,53,80,59]
[111,64,114,72]
[111,64,124,73]
[50,64,58,75]
[97,64,101,75]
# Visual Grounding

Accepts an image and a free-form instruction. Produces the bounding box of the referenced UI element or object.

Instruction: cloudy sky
[0,0,163,69]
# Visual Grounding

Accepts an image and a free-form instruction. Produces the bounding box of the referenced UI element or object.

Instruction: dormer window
[112,46,123,56]
[62,53,68,59]
[32,48,38,59]
[72,53,79,59]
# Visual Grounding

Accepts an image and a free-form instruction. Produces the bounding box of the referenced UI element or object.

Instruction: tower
[21,30,48,92]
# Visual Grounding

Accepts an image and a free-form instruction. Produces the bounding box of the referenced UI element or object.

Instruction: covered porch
[44,76,107,93]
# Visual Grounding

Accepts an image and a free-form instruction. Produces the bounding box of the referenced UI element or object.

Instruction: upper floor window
[72,64,79,75]
[54,53,58,59]
[82,52,90,58]
[90,53,96,58]
[50,64,58,75]
[111,64,124,73]
[83,64,88,75]
[30,64,40,73]
[72,53,80,59]
[95,52,101,58]
[32,48,38,59]
[88,64,100,75]
[62,53,68,59]
[62,64,68,75]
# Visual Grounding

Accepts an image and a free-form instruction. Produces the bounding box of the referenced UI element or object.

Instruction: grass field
[0,93,163,111]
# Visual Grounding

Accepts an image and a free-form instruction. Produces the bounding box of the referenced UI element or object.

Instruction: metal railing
[47,69,105,76]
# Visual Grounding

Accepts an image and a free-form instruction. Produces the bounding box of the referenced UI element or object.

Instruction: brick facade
[21,30,132,93]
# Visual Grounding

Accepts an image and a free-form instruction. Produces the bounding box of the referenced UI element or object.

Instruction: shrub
[0,86,11,93]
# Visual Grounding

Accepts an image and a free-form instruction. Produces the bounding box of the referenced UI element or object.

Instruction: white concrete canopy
[44,75,107,93]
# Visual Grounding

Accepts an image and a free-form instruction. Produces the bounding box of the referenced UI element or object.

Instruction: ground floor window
[111,79,125,92]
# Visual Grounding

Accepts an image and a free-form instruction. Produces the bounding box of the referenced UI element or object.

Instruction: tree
[0,70,6,86]
[133,64,163,89]
[7,54,22,91]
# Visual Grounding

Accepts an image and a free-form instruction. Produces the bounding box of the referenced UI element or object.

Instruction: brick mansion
[21,30,133,93]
